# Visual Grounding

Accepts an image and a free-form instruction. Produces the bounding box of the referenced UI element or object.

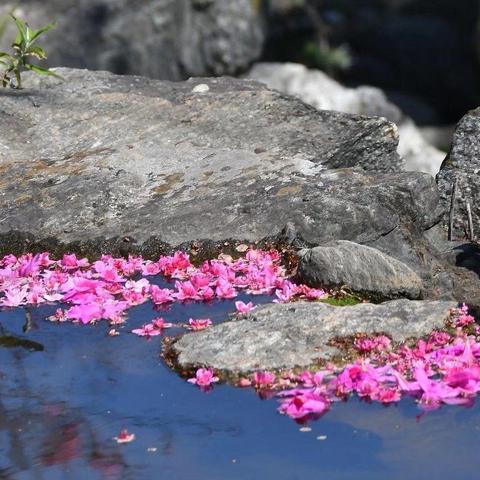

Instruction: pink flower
[274,281,299,303]
[235,301,255,313]
[2,286,28,307]
[60,254,89,270]
[17,254,41,277]
[215,278,237,299]
[141,261,161,276]
[131,323,161,337]
[278,391,329,420]
[48,308,67,322]
[188,368,219,387]
[354,335,391,354]
[150,285,174,304]
[200,287,215,301]
[67,303,103,325]
[114,430,135,444]
[297,371,325,388]
[187,318,212,331]
[151,317,173,330]
[456,303,475,327]
[102,300,129,323]
[93,261,124,283]
[174,281,200,301]
[122,289,147,305]
[253,371,276,387]
[374,388,401,403]
[159,251,191,276]
[132,318,172,337]
[300,285,326,300]
[190,273,212,289]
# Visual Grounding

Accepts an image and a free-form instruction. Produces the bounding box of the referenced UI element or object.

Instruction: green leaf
[11,15,26,45]
[26,45,46,59]
[30,22,56,44]
[25,24,33,44]
[25,63,62,79]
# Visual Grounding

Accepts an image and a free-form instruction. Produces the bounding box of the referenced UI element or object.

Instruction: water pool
[0,294,479,480]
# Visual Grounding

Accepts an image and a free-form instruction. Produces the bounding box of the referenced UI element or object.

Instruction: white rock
[192,84,210,93]
[247,62,445,176]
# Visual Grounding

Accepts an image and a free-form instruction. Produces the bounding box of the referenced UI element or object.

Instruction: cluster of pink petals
[354,334,392,354]
[0,250,326,327]
[235,300,255,313]
[188,368,219,389]
[273,305,480,422]
[187,318,212,331]
[252,371,276,387]
[131,318,173,337]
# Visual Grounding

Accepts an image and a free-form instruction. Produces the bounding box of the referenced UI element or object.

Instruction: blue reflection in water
[0,281,478,480]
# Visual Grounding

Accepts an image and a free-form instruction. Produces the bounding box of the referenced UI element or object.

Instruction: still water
[0,288,479,480]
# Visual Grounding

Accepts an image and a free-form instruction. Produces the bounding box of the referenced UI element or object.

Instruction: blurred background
[2,0,479,172]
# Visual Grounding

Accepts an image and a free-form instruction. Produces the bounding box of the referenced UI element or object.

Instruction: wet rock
[171,300,457,373]
[0,68,404,251]
[298,241,423,300]
[247,62,445,175]
[437,108,480,241]
[1,0,264,80]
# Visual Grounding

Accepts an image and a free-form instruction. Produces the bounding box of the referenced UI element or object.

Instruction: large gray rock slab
[0,68,409,252]
[437,107,480,240]
[171,300,457,373]
[247,62,445,176]
[298,240,424,300]
[0,68,473,302]
[1,1,264,80]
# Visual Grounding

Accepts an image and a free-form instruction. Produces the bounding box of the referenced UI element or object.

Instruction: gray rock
[171,300,457,373]
[0,68,405,252]
[1,0,264,80]
[437,107,480,240]
[0,68,477,302]
[298,240,424,300]
[247,62,445,176]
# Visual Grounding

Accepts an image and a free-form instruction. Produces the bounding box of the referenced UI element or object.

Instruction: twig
[448,178,457,241]
[466,201,475,241]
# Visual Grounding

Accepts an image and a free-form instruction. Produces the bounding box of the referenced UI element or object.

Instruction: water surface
[0,291,478,480]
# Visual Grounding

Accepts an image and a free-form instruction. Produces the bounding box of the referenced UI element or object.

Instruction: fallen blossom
[188,368,219,387]
[114,430,135,444]
[235,300,255,313]
[253,371,276,387]
[131,324,161,337]
[187,318,212,331]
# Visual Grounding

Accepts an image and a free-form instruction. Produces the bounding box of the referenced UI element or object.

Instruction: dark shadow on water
[0,335,43,351]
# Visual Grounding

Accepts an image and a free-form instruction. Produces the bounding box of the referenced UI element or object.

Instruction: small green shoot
[320,294,363,307]
[0,14,59,89]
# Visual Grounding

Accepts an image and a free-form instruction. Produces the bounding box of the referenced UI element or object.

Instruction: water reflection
[0,293,479,479]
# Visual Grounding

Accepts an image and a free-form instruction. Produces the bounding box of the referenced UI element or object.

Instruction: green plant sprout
[0,15,59,89]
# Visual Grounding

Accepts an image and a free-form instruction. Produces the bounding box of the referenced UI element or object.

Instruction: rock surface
[0,68,478,302]
[1,0,264,80]
[298,240,423,300]
[0,68,404,251]
[171,300,457,373]
[437,108,480,240]
[247,62,445,175]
